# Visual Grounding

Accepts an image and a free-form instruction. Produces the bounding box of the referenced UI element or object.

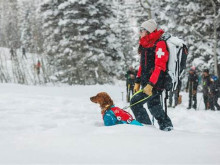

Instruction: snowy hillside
[0,83,220,164]
[0,47,52,85]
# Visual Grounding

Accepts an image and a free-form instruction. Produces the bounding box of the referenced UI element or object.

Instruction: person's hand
[130,74,135,79]
[143,84,153,96]
[133,83,140,93]
[193,90,197,95]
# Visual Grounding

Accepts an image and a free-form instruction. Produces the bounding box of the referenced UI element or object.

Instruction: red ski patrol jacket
[136,29,169,90]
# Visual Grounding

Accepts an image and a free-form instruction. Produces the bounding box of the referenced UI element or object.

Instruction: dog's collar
[101,105,114,114]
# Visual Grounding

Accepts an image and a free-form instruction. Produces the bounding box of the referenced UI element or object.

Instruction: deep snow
[0,83,220,164]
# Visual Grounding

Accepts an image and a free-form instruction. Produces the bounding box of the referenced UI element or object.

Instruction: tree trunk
[139,0,152,19]
[210,0,218,76]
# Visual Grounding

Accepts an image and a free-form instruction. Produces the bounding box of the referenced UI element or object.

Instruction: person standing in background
[35,60,41,75]
[125,66,137,102]
[186,66,198,110]
[209,75,220,111]
[22,47,27,59]
[202,69,210,110]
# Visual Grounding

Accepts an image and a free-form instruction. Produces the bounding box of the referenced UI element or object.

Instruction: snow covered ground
[0,83,220,164]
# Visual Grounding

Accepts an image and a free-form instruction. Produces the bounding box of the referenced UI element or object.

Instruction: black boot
[147,95,173,131]
[157,117,173,131]
[193,105,197,110]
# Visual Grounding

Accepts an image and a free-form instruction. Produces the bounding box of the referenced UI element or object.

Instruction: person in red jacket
[130,19,173,131]
[35,60,41,75]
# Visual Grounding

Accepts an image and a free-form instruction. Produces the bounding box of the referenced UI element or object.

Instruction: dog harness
[109,106,134,123]
[102,106,143,126]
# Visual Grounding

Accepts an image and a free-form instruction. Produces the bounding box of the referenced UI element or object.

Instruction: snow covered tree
[19,2,32,52]
[111,0,138,72]
[41,0,126,85]
[41,0,63,56]
[19,0,44,54]
[0,0,219,85]
[155,0,220,74]
[0,0,21,48]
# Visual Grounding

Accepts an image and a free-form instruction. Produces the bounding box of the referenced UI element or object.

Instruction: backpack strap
[164,90,168,118]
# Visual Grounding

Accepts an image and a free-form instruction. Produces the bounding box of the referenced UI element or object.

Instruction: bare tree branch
[139,0,152,19]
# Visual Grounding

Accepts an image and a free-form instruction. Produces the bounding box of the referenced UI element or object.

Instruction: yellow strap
[131,89,143,99]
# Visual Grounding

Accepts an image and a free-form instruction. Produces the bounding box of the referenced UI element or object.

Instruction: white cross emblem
[156,48,165,58]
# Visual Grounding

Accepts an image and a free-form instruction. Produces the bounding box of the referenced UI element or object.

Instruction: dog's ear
[102,93,114,106]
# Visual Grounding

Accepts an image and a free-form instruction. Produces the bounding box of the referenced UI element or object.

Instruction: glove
[143,84,153,96]
[133,83,140,93]
[193,90,196,95]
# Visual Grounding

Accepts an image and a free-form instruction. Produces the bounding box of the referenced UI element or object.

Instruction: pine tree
[156,0,220,73]
[0,0,20,48]
[111,0,138,72]
[41,0,125,85]
[20,2,32,52]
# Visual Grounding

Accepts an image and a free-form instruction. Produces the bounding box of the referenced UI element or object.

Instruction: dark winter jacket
[186,72,198,91]
[125,69,136,85]
[136,29,168,90]
[202,75,210,95]
[209,80,219,95]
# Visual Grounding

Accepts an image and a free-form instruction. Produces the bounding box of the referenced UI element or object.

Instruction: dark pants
[169,90,178,107]
[188,92,197,109]
[130,90,173,130]
[203,94,209,110]
[209,95,220,110]
[126,83,134,95]
[126,82,134,102]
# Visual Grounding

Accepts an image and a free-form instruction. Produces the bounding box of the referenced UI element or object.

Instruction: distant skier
[22,47,27,59]
[35,60,41,75]
[10,48,15,60]
[186,66,198,109]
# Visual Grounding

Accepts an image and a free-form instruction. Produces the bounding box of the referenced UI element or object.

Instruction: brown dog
[90,92,114,114]
[90,92,143,126]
